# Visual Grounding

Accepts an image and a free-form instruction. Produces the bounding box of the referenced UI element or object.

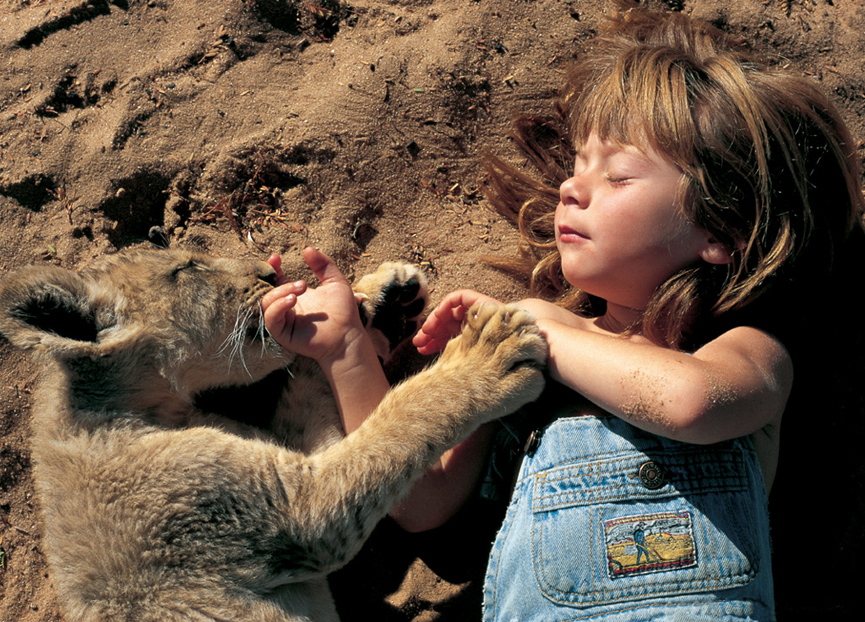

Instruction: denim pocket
[530,443,762,608]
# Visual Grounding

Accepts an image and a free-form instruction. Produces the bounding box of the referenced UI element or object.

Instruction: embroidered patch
[604,511,698,579]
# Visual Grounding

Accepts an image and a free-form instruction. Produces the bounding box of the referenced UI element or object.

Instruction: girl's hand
[262,248,366,365]
[412,289,502,355]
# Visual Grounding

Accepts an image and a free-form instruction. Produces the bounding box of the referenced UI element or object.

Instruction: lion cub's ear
[0,265,119,356]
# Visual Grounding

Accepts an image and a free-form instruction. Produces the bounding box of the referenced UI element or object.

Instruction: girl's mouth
[558,225,588,242]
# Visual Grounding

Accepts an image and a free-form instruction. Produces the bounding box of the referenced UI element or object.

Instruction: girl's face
[556,134,712,311]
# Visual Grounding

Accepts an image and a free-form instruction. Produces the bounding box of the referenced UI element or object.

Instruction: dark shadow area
[97,171,170,247]
[15,0,118,49]
[769,226,865,621]
[0,174,56,211]
[35,74,101,117]
[330,498,506,622]
[194,369,289,430]
[250,0,349,40]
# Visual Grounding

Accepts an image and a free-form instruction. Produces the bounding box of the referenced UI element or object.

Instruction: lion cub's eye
[170,261,201,279]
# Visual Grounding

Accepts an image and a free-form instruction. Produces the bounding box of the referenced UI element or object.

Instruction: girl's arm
[406,291,791,530]
[420,294,791,445]
[388,423,496,533]
[534,315,793,445]
[389,289,516,533]
[262,248,390,435]
[413,289,503,355]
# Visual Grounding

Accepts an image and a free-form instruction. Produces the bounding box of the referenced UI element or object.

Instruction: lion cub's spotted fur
[0,248,545,622]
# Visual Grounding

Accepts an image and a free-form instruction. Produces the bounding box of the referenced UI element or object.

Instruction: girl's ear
[699,238,734,265]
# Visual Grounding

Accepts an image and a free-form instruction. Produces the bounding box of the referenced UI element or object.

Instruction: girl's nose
[559,175,584,208]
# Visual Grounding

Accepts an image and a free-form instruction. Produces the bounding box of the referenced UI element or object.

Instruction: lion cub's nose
[254,264,279,287]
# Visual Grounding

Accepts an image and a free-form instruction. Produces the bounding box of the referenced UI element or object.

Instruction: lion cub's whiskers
[255,301,270,357]
[217,303,260,376]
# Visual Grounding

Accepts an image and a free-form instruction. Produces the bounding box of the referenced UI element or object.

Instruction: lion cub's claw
[443,302,548,418]
[464,301,547,366]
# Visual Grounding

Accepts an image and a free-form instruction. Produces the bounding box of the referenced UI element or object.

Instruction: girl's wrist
[316,326,383,379]
[317,327,390,435]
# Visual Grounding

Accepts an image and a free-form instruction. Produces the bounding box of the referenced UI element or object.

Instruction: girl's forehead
[572,90,688,167]
[574,132,667,165]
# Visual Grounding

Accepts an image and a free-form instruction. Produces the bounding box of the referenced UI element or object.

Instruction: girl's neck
[595,302,644,336]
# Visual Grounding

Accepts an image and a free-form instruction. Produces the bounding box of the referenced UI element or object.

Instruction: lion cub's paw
[455,302,548,369]
[443,302,548,415]
[354,262,429,361]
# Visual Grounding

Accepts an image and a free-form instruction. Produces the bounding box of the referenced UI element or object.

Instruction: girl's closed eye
[605,173,632,186]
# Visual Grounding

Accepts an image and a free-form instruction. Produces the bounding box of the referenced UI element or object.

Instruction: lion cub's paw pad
[355,262,429,353]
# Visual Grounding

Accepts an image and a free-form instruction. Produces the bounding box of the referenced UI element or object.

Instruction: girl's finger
[412,330,432,348]
[303,247,350,286]
[262,294,298,337]
[266,253,289,285]
[260,280,307,310]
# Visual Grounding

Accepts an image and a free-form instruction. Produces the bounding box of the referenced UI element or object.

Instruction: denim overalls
[483,415,774,621]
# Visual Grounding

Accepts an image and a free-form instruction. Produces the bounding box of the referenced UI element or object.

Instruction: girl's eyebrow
[573,139,666,173]
[608,149,655,171]
[575,139,653,160]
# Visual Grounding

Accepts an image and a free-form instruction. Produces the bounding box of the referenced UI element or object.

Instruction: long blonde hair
[484,3,864,349]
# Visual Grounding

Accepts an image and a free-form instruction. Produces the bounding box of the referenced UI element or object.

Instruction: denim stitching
[555,598,768,621]
[528,452,759,601]
[532,450,748,513]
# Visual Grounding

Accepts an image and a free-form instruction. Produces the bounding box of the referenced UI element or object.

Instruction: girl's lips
[558,225,588,242]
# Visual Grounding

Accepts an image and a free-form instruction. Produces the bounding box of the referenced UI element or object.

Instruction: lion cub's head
[0,248,291,417]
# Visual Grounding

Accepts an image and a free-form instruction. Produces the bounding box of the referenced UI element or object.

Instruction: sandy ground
[1,1,864,620]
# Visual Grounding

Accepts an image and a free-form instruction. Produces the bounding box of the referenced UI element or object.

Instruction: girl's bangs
[571,51,695,165]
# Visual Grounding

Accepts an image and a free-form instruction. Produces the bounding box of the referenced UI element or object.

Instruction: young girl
[263,4,864,621]
[406,4,864,621]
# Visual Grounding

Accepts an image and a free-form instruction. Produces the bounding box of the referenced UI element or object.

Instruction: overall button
[523,429,542,456]
[638,461,666,489]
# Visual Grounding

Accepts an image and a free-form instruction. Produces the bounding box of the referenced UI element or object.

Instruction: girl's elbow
[667,418,717,445]
[389,504,455,534]
[670,398,765,445]
[660,397,724,445]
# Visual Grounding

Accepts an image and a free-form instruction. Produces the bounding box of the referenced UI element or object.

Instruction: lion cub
[0,248,545,622]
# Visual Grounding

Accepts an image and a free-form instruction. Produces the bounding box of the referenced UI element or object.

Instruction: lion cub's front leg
[286,302,546,573]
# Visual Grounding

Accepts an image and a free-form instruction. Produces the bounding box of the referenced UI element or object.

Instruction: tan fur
[0,248,545,622]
